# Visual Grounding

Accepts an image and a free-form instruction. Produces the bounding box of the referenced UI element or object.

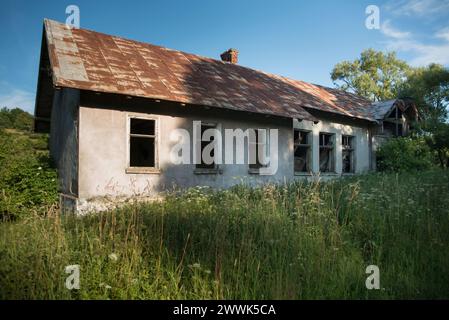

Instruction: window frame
[342,135,355,174]
[126,114,160,174]
[194,121,221,174]
[248,128,270,174]
[294,129,312,174]
[319,132,336,173]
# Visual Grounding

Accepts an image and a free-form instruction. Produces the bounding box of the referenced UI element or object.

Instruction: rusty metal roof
[43,19,376,122]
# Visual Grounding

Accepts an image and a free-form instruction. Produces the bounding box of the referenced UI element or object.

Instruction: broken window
[387,106,403,119]
[294,129,311,173]
[342,135,355,173]
[129,117,156,168]
[249,129,269,171]
[319,133,335,172]
[196,122,217,170]
[386,105,404,137]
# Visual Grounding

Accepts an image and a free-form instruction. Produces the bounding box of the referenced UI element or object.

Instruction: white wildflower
[108,253,118,262]
[99,282,112,289]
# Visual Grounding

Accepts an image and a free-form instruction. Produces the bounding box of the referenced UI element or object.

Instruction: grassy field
[1,168,449,299]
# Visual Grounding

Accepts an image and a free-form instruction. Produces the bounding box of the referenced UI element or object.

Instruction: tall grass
[1,170,449,299]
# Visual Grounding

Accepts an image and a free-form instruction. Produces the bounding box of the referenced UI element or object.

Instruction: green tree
[399,63,449,123]
[399,64,449,168]
[331,49,411,101]
[423,122,449,168]
[0,107,33,131]
[0,107,13,128]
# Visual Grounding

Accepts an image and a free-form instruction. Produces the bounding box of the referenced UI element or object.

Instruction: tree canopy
[331,49,411,102]
[0,107,33,131]
[332,49,449,169]
[399,63,449,123]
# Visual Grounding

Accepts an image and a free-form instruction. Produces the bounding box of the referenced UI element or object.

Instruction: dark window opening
[384,122,403,137]
[130,136,155,167]
[129,118,156,168]
[319,133,334,172]
[196,123,217,170]
[342,135,354,173]
[294,129,311,173]
[397,124,403,136]
[249,129,268,170]
[131,118,155,135]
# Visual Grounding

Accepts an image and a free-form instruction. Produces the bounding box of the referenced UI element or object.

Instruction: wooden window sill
[126,167,161,174]
[194,168,222,175]
[248,168,268,175]
[294,172,313,176]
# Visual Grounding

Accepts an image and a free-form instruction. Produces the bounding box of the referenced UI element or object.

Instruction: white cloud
[385,0,449,17]
[387,39,449,66]
[0,89,35,114]
[380,21,449,66]
[381,20,411,39]
[435,27,449,42]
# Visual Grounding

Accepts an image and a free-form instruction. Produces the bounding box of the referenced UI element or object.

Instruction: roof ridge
[44,19,371,103]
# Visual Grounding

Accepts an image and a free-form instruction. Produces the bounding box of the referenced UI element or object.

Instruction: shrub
[0,129,58,219]
[376,137,436,172]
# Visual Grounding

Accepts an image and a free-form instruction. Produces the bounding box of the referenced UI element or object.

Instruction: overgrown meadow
[1,124,449,299]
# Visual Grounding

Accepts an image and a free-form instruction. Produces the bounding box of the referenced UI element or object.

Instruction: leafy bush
[0,129,58,219]
[376,137,436,172]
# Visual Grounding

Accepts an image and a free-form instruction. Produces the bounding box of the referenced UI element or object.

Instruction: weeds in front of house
[0,129,58,220]
[1,170,448,299]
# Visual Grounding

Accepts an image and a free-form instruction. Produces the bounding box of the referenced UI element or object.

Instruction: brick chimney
[220,48,239,64]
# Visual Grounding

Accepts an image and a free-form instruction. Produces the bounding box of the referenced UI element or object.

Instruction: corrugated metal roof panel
[44,19,376,122]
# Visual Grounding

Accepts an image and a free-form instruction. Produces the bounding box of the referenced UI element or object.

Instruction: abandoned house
[34,19,418,212]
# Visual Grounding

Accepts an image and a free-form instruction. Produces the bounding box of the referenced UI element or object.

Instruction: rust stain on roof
[43,19,375,122]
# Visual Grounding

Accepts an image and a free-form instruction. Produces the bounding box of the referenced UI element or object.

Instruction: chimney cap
[220,48,239,64]
[223,48,238,53]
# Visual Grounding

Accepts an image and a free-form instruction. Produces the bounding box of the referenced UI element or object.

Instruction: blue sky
[1,0,448,113]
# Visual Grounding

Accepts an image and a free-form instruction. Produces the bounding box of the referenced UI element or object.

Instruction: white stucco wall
[77,104,372,206]
[78,105,293,200]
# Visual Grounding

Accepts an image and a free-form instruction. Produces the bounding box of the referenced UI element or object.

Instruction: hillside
[0,108,58,219]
